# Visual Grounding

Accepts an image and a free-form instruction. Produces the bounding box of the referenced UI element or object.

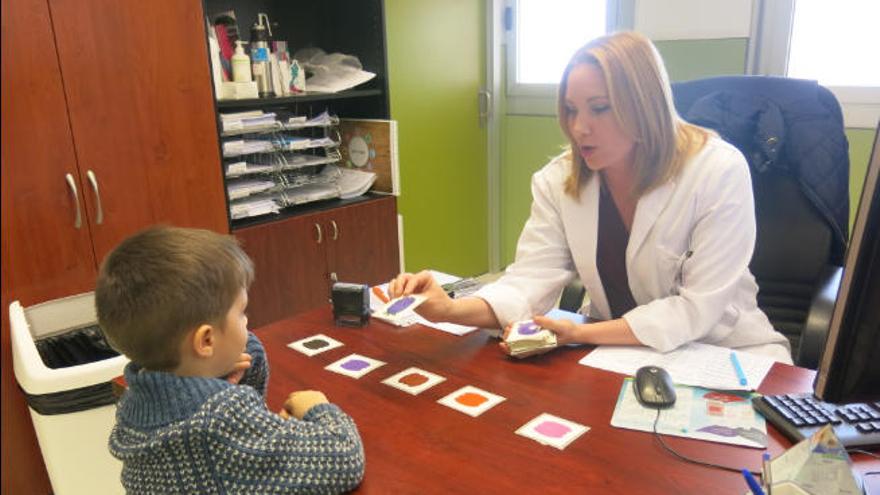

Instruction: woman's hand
[387,270,455,322]
[532,315,581,345]
[497,316,582,357]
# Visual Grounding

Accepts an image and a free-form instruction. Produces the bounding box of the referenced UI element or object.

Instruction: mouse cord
[652,409,762,476]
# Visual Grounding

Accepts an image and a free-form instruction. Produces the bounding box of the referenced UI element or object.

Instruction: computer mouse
[634,366,677,408]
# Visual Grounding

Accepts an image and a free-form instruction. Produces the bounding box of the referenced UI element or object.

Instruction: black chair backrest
[671,76,849,356]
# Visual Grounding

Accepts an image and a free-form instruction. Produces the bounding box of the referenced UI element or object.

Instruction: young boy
[96,226,365,494]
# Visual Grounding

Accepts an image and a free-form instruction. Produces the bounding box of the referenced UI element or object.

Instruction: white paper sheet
[578,341,776,391]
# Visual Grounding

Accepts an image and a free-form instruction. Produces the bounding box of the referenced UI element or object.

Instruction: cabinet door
[48,0,229,263]
[1,0,98,307]
[2,1,83,492]
[326,197,400,287]
[235,214,329,329]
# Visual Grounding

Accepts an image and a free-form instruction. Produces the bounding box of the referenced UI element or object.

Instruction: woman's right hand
[387,270,455,323]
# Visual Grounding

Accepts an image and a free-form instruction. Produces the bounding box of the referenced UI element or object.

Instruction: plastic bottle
[231,41,252,83]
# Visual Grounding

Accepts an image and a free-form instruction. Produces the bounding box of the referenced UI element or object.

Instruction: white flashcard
[505,320,554,343]
[374,294,427,320]
[324,353,386,379]
[381,367,447,395]
[515,413,590,450]
[287,334,344,356]
[437,385,506,417]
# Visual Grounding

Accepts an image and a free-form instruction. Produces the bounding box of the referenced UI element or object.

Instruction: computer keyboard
[753,393,880,448]
[441,278,484,299]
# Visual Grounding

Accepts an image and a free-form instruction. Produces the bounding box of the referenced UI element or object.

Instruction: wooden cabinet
[1,0,226,491]
[236,196,399,328]
[2,0,227,307]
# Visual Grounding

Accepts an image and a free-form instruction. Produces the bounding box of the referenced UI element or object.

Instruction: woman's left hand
[498,316,581,356]
[533,315,581,345]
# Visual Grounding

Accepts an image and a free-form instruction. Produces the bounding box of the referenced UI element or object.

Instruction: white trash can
[9,292,128,495]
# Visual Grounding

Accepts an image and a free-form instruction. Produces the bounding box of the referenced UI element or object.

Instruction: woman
[390,32,791,363]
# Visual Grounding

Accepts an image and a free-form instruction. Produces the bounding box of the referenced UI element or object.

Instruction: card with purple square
[324,353,386,379]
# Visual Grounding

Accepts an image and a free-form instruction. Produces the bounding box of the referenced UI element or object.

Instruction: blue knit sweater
[110,332,365,494]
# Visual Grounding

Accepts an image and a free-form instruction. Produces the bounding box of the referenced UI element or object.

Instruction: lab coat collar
[627,178,677,261]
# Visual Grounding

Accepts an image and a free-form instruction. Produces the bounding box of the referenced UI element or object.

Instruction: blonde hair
[96,226,254,370]
[559,31,711,197]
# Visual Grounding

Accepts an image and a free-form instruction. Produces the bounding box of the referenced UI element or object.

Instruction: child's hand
[279,390,329,419]
[224,353,252,385]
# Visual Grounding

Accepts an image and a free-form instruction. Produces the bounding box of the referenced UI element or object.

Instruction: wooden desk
[255,307,880,494]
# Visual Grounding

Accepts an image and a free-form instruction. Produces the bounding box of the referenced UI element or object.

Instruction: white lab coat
[476,136,792,363]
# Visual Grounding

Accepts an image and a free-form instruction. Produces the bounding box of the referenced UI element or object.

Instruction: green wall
[499,38,874,266]
[500,116,563,263]
[654,39,747,81]
[385,0,488,277]
[847,128,875,230]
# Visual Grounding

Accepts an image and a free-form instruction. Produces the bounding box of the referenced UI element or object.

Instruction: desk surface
[255,307,880,494]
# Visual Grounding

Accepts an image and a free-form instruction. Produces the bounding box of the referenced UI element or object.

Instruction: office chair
[559,76,850,369]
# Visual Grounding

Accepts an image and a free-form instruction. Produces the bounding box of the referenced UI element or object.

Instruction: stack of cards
[372,294,427,327]
[504,320,557,358]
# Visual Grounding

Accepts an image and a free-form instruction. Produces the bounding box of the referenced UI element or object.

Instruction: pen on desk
[762,452,772,494]
[372,286,390,304]
[730,351,748,387]
[742,469,766,495]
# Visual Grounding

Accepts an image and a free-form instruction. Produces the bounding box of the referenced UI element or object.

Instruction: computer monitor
[814,122,880,403]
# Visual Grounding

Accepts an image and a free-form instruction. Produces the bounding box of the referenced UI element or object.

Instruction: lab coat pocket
[656,246,689,296]
[707,304,741,343]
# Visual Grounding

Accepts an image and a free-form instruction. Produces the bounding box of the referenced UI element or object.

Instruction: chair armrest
[558,278,586,313]
[797,265,843,369]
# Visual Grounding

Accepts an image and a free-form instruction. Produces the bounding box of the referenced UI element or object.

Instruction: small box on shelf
[219,81,259,100]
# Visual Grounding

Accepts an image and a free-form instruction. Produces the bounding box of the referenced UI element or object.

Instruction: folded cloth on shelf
[294,48,376,93]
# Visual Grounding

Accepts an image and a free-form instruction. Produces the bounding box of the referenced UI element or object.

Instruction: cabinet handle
[314,223,322,244]
[330,220,338,241]
[64,173,82,229]
[86,170,104,225]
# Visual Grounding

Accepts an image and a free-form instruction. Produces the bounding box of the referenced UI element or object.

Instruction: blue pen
[730,351,748,387]
[742,469,765,495]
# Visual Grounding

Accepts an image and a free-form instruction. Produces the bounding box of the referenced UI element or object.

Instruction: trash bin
[9,292,128,495]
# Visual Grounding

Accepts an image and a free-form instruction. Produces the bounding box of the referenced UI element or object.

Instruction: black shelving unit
[216,89,383,110]
[203,0,391,229]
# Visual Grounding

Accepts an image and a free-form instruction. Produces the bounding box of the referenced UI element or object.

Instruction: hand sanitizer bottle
[231,41,252,83]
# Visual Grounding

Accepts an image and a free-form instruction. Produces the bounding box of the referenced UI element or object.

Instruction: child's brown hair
[96,226,254,370]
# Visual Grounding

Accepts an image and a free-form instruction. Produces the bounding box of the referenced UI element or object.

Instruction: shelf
[230,192,391,230]
[217,89,383,110]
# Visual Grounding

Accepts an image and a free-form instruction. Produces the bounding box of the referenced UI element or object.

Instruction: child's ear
[190,324,216,358]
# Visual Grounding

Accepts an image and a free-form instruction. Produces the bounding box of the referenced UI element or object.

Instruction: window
[751,0,880,128]
[514,0,607,85]
[505,0,633,115]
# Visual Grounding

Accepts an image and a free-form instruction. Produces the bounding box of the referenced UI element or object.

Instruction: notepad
[578,342,776,391]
